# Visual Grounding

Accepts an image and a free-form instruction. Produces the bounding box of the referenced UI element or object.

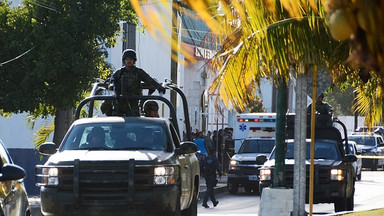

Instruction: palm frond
[0,110,12,118]
[353,75,383,127]
[33,121,55,150]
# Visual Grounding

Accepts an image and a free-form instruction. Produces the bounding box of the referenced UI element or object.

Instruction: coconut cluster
[327,0,384,77]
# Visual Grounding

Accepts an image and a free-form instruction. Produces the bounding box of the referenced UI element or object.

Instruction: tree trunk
[53,107,73,147]
[273,77,287,188]
[292,71,308,216]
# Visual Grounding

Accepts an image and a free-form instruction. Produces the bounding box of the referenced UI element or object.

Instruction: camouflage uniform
[112,66,164,116]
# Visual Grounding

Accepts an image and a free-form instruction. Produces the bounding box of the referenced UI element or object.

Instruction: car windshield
[271,140,341,160]
[348,136,375,146]
[60,122,170,151]
[238,139,275,154]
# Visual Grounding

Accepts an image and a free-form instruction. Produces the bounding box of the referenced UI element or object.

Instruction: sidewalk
[199,175,228,199]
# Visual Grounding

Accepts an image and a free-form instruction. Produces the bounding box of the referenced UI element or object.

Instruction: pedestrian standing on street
[203,130,213,151]
[101,49,165,116]
[202,148,222,208]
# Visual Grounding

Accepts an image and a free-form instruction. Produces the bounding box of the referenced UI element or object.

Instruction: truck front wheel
[181,188,197,216]
[346,194,354,211]
[372,160,378,171]
[334,197,347,212]
[227,181,239,194]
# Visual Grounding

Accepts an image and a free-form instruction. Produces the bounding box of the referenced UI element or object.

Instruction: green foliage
[27,114,54,150]
[246,94,266,113]
[324,85,355,116]
[0,2,36,113]
[0,0,136,115]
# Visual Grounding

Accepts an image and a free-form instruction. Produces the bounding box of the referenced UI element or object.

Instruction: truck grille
[43,160,154,204]
[274,165,331,188]
[238,166,260,175]
[240,161,257,165]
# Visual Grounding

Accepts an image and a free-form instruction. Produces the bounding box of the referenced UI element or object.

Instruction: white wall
[336,116,365,135]
[259,78,274,112]
[0,114,52,148]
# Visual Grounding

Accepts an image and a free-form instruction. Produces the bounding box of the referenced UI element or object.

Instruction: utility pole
[273,77,287,187]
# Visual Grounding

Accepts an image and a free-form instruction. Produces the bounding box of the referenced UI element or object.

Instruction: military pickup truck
[227,137,275,194]
[258,114,357,213]
[35,80,200,216]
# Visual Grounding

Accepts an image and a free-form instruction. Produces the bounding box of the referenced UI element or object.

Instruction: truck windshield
[271,140,341,160]
[348,136,375,146]
[238,139,275,154]
[60,122,169,151]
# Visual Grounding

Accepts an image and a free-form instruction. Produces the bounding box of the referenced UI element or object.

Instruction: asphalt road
[198,170,384,216]
[30,171,384,216]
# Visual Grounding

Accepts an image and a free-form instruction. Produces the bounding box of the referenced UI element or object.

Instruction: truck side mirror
[342,154,357,163]
[256,154,267,165]
[176,141,198,155]
[39,142,57,155]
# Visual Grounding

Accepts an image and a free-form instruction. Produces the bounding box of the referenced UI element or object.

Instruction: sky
[10,0,22,7]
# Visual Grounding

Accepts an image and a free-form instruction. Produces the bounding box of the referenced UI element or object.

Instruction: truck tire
[334,197,347,212]
[227,181,239,194]
[181,188,197,216]
[259,184,264,196]
[244,185,252,193]
[372,160,378,171]
[356,172,361,181]
[244,185,258,193]
[171,191,182,216]
[346,194,354,211]
[25,209,31,216]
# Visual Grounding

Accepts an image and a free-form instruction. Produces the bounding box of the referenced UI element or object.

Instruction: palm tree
[130,0,383,215]
[131,0,383,126]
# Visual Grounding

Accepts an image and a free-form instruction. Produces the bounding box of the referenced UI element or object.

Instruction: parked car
[348,134,384,171]
[0,139,30,216]
[352,126,384,136]
[345,141,363,180]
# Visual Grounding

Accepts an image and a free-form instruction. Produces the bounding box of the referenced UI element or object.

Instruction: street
[29,171,384,216]
[197,170,384,216]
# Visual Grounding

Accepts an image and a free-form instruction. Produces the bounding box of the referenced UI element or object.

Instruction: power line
[25,0,60,13]
[0,46,35,67]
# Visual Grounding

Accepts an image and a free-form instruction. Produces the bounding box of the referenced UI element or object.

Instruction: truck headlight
[259,168,271,181]
[42,167,59,185]
[229,160,239,170]
[330,169,344,181]
[154,166,175,185]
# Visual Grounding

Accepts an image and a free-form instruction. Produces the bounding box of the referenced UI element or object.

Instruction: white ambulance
[233,113,276,153]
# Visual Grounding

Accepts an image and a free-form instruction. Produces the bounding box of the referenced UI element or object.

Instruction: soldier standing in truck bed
[102,49,165,116]
[307,93,333,115]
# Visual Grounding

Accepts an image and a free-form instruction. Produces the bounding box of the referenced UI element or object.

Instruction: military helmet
[144,100,159,114]
[122,49,137,61]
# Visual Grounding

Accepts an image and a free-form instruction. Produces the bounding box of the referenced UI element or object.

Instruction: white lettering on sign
[194,46,217,59]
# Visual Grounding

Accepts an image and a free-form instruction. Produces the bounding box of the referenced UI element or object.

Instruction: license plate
[249,175,258,181]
